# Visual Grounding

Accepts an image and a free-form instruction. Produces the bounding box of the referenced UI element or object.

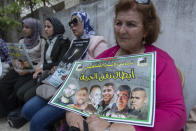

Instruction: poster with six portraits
[49,52,156,127]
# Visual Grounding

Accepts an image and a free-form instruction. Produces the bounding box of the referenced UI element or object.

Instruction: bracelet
[105,123,112,131]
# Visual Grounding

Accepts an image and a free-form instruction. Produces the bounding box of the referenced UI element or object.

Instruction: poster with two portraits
[49,52,156,127]
[42,39,90,88]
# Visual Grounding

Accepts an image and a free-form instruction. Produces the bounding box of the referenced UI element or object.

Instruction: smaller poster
[43,39,90,88]
[7,43,34,73]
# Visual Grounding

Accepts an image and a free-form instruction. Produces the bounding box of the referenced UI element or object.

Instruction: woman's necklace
[115,45,145,57]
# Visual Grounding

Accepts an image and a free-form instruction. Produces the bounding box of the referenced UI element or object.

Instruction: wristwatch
[105,123,112,131]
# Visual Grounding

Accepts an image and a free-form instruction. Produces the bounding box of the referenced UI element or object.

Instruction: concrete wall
[153,0,196,116]
[51,0,196,116]
[54,0,116,46]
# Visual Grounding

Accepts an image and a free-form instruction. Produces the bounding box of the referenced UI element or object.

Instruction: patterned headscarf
[71,11,95,39]
[46,17,65,40]
[22,17,41,49]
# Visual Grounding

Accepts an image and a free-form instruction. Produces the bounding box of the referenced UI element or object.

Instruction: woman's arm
[86,115,135,131]
[88,36,109,59]
[43,38,71,70]
[33,38,46,78]
[134,56,186,131]
[36,38,46,69]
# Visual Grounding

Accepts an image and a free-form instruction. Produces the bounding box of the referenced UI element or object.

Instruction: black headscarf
[46,17,65,39]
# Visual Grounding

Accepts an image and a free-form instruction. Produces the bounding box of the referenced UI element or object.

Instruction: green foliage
[0,0,51,36]
[24,0,51,9]
[0,1,22,34]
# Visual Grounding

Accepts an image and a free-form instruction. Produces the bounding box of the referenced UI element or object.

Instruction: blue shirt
[0,38,11,64]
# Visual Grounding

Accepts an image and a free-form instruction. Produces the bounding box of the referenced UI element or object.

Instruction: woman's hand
[66,111,84,131]
[86,115,136,131]
[86,114,110,131]
[33,68,43,79]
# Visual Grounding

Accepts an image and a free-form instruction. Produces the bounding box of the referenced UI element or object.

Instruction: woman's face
[114,9,147,54]
[22,24,32,37]
[69,15,83,38]
[45,20,54,37]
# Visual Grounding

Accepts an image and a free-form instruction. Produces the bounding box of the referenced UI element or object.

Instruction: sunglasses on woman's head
[68,18,79,27]
[135,0,150,4]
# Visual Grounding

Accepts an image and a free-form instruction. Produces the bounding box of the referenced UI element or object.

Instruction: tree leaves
[0,0,51,37]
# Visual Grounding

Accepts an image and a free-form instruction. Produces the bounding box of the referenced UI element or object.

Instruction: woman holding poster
[66,0,186,131]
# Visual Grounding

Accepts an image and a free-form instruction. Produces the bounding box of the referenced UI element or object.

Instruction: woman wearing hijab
[0,17,46,118]
[16,17,71,103]
[10,17,70,130]
[5,17,70,129]
[69,11,108,59]
[21,11,108,131]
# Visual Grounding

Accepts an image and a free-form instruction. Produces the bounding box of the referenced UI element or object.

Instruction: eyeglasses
[135,0,150,4]
[68,18,79,27]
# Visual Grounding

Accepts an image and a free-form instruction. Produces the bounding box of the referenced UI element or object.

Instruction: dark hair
[104,83,114,88]
[46,17,65,36]
[90,85,101,93]
[114,0,160,45]
[118,85,131,97]
[78,87,88,93]
[132,87,146,96]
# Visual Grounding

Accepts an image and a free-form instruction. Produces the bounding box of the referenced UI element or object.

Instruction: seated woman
[21,11,108,131]
[69,11,108,59]
[65,0,187,131]
[16,17,71,102]
[0,17,46,118]
[6,17,70,129]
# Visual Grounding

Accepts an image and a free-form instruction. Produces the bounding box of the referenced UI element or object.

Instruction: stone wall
[153,0,196,115]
